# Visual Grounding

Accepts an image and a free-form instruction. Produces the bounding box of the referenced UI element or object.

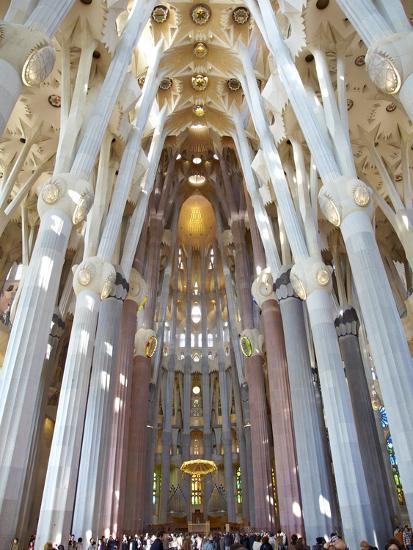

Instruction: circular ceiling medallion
[227,78,241,91]
[159,77,173,90]
[192,74,208,92]
[355,55,365,66]
[48,94,61,108]
[193,104,206,117]
[193,42,208,58]
[152,5,169,23]
[386,102,397,112]
[232,7,250,25]
[191,4,211,25]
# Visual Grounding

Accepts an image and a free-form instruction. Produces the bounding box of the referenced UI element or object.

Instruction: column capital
[240,328,264,358]
[72,256,116,299]
[37,173,94,225]
[134,327,157,358]
[290,256,333,300]
[319,176,373,228]
[0,21,55,86]
[334,305,360,338]
[251,271,276,308]
[127,268,148,307]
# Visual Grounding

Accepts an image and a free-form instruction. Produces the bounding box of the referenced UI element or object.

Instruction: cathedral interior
[0,0,413,549]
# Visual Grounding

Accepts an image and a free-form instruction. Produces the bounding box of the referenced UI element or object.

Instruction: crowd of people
[10,525,413,550]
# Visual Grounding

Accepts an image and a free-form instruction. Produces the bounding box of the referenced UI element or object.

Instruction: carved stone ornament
[0,22,56,86]
[151,5,169,23]
[251,271,276,309]
[73,257,116,299]
[240,328,263,357]
[127,268,148,308]
[232,7,250,25]
[134,328,157,357]
[159,77,173,90]
[366,48,402,95]
[193,42,208,58]
[191,4,211,25]
[48,94,61,108]
[227,78,241,91]
[37,173,94,224]
[290,257,333,299]
[191,74,208,91]
[22,44,56,86]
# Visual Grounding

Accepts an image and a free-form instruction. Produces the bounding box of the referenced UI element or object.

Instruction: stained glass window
[236,466,242,504]
[191,475,202,505]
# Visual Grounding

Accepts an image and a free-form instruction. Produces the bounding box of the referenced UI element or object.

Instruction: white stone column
[290,257,375,549]
[0,174,91,550]
[72,269,128,542]
[249,0,413,522]
[274,267,335,542]
[35,257,116,549]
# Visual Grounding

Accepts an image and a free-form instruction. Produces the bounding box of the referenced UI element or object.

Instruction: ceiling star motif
[191,74,209,92]
[191,4,211,26]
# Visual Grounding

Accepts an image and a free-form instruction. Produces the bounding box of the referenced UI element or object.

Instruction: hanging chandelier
[180,459,217,476]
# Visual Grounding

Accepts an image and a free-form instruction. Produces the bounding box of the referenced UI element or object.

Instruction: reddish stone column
[261,298,304,537]
[110,298,137,534]
[125,350,152,530]
[245,351,276,530]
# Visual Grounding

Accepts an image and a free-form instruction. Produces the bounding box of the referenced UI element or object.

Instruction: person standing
[403,527,413,550]
[10,538,19,550]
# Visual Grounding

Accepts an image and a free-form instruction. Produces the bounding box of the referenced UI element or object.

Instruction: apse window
[191,302,201,324]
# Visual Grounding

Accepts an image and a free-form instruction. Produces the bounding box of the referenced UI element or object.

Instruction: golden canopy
[180,459,217,476]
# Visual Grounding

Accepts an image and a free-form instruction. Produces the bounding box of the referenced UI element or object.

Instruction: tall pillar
[159,269,179,524]
[231,218,274,529]
[35,258,115,549]
[335,306,394,545]
[72,269,127,541]
[213,246,236,523]
[112,270,147,535]
[182,250,193,520]
[0,179,88,550]
[125,331,155,530]
[274,268,335,542]
[252,273,304,538]
[290,257,375,549]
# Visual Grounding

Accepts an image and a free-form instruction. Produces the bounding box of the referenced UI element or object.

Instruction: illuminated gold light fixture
[193,104,205,117]
[188,174,206,186]
[193,42,208,58]
[192,74,208,91]
[181,459,217,476]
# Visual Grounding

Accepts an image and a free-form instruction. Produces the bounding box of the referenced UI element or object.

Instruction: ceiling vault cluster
[0,1,413,549]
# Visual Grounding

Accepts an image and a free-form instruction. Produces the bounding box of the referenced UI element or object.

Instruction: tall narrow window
[191,475,202,505]
[236,466,242,504]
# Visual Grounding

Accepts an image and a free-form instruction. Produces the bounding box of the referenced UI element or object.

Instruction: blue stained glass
[379,406,389,428]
